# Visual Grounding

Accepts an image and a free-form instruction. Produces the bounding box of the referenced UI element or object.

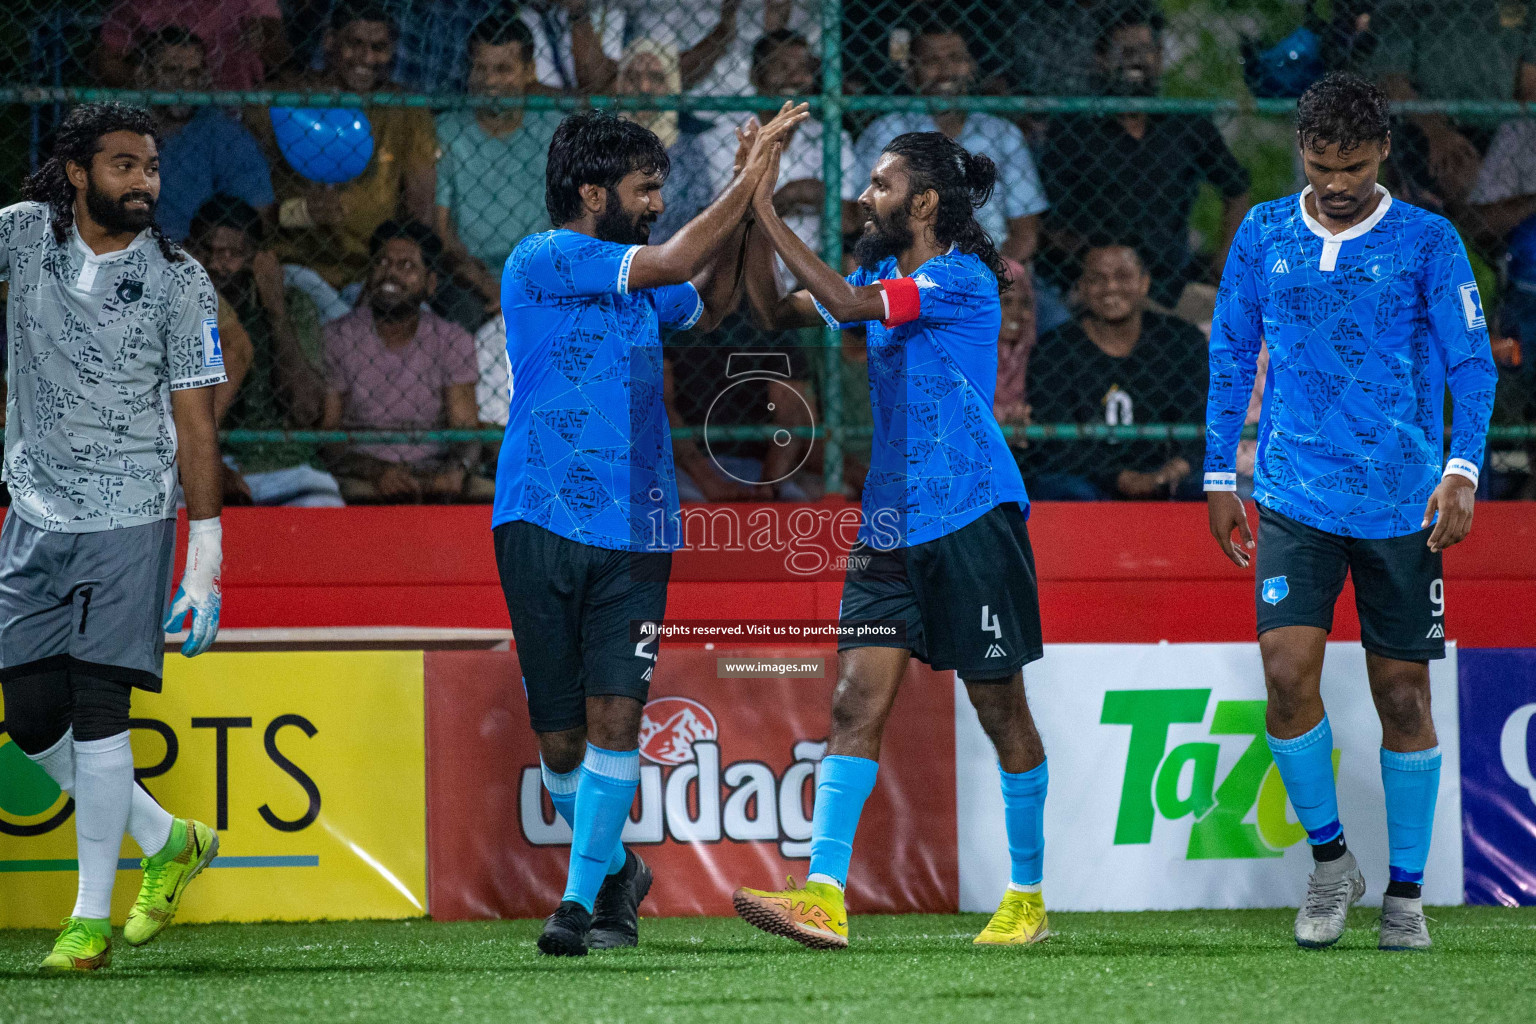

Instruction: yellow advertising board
[0,651,426,928]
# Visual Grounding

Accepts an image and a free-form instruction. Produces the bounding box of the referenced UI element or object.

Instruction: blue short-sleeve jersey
[816,249,1029,548]
[493,229,703,550]
[1205,187,1497,538]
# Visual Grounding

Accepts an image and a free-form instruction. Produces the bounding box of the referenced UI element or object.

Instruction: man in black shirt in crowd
[1023,242,1207,500]
[1039,8,1249,306]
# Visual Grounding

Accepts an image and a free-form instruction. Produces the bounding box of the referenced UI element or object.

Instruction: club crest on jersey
[116,278,143,303]
[1261,576,1289,605]
[1459,282,1486,330]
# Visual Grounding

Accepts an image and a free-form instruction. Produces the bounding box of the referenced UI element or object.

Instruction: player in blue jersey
[1205,74,1496,952]
[730,133,1050,950]
[495,104,808,956]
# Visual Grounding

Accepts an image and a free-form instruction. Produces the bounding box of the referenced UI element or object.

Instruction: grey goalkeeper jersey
[0,202,226,533]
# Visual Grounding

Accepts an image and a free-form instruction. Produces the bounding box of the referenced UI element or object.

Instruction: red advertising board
[424,649,958,919]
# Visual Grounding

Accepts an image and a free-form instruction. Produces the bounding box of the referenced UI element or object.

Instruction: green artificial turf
[1,908,1534,1023]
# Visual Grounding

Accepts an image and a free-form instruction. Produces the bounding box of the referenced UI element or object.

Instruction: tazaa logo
[520,697,826,858]
[1101,689,1337,859]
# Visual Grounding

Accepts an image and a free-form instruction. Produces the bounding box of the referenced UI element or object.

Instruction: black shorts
[1255,505,1445,661]
[493,520,671,733]
[838,502,1044,678]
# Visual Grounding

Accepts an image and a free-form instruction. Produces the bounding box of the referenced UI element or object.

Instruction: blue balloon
[269,107,374,185]
[1242,27,1324,99]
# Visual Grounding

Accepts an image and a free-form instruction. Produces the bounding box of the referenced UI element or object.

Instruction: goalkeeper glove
[163,516,223,657]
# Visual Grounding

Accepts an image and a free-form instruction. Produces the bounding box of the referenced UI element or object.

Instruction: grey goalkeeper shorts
[0,512,176,691]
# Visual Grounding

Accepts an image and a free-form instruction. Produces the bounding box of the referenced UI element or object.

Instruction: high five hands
[740,101,807,192]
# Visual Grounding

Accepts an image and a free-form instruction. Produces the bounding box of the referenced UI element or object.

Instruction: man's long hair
[881,132,1008,291]
[21,102,182,262]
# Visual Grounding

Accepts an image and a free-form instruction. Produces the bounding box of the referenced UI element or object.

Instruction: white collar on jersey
[1297,184,1391,271]
[1297,183,1392,241]
[69,221,151,264]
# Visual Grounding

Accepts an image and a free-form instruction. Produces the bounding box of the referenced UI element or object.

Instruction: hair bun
[962,152,997,210]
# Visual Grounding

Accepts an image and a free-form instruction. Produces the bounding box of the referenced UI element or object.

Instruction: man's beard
[595,190,654,245]
[209,267,252,303]
[85,177,155,234]
[1095,69,1158,97]
[370,280,426,320]
[853,203,915,272]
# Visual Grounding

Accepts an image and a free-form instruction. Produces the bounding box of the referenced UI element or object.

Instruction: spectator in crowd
[1471,118,1536,251]
[132,28,275,241]
[567,0,775,96]
[1021,243,1207,500]
[1469,119,1536,399]
[1039,9,1249,308]
[665,348,820,502]
[435,14,561,325]
[513,0,628,92]
[630,0,817,99]
[252,0,438,293]
[614,39,716,242]
[321,221,485,503]
[1012,0,1151,97]
[994,259,1036,451]
[382,0,506,93]
[186,196,345,506]
[97,0,289,89]
[855,19,1048,263]
[703,30,859,290]
[1358,0,1536,212]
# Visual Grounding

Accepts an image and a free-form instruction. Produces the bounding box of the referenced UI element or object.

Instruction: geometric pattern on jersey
[492,229,702,552]
[818,249,1028,549]
[0,202,226,534]
[1206,187,1496,539]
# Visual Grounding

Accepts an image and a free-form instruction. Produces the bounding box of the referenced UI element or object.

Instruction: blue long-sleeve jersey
[1204,186,1497,539]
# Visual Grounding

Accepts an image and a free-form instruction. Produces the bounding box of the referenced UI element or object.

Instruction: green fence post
[819,0,845,495]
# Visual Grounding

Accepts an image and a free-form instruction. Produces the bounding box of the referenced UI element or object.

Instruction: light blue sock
[1266,717,1343,845]
[807,755,879,889]
[561,745,639,911]
[542,758,626,876]
[999,760,1048,887]
[1381,746,1441,885]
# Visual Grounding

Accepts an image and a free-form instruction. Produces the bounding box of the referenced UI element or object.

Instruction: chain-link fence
[2,0,1535,505]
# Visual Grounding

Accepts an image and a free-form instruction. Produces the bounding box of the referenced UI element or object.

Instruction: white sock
[1007,882,1042,894]
[26,728,174,858]
[131,786,174,858]
[806,872,844,891]
[70,732,134,920]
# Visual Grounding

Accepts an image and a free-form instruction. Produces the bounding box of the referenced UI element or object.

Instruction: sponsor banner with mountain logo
[423,648,958,918]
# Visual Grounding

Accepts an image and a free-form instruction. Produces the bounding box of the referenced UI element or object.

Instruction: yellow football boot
[974,888,1051,945]
[733,876,849,950]
[39,917,111,974]
[124,818,219,946]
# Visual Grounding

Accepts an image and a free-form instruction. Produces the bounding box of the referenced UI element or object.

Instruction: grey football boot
[1378,894,1432,951]
[1294,849,1366,948]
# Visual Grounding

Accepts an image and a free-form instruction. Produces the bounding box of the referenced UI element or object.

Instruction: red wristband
[879,277,921,328]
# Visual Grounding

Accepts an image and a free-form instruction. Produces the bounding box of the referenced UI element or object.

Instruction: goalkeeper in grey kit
[0,103,225,973]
